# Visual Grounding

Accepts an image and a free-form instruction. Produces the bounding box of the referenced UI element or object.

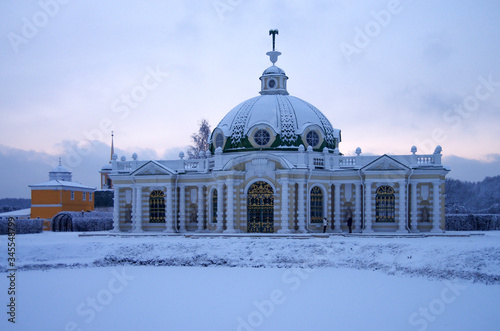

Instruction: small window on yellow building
[71,191,74,200]
[89,193,93,201]
[83,192,86,201]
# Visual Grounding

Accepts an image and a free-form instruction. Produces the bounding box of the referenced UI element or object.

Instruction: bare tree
[187,119,211,159]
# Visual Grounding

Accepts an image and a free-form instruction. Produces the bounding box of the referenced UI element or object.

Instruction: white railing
[313,157,324,168]
[184,160,201,171]
[117,162,134,171]
[339,157,356,167]
[417,156,434,165]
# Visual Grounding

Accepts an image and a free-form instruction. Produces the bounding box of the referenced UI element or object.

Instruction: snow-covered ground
[1,232,500,330]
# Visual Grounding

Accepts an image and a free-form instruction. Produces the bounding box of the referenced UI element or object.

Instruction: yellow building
[29,160,96,219]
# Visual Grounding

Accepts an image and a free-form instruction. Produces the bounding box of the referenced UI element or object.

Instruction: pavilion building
[108,33,449,234]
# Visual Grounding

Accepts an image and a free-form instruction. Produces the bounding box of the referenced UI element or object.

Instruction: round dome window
[254,129,271,146]
[306,130,320,147]
[268,79,276,88]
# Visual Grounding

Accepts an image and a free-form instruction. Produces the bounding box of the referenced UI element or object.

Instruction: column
[397,181,407,233]
[278,178,290,233]
[354,183,361,232]
[133,186,143,232]
[217,182,224,232]
[224,179,236,233]
[431,181,442,233]
[364,182,374,232]
[179,185,186,232]
[164,183,174,232]
[112,186,120,232]
[197,185,204,232]
[333,183,342,233]
[327,184,333,232]
[297,181,306,232]
[410,182,419,232]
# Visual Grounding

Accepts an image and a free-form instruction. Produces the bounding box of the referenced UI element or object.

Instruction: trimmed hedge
[446,214,500,231]
[0,218,44,235]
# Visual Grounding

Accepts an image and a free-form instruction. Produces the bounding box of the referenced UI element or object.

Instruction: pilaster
[132,186,143,232]
[112,186,120,232]
[164,183,175,232]
[354,183,361,232]
[179,185,186,232]
[297,181,306,232]
[410,182,419,233]
[333,183,342,233]
[197,185,204,232]
[364,181,374,233]
[278,178,291,233]
[431,181,443,233]
[217,182,224,232]
[224,180,236,233]
[397,181,407,233]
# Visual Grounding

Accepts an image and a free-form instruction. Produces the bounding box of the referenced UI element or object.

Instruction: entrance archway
[247,181,274,233]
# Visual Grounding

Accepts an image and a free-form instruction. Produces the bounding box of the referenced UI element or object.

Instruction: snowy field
[1,232,500,330]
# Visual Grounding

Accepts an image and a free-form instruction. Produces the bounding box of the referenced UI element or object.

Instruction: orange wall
[31,206,63,219]
[32,190,62,205]
[31,189,94,219]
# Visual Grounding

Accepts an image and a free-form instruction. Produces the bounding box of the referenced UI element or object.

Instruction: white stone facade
[108,35,449,234]
[109,150,449,234]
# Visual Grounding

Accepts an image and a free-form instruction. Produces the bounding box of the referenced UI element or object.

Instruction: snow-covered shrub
[445,214,500,231]
[52,211,113,232]
[0,218,44,235]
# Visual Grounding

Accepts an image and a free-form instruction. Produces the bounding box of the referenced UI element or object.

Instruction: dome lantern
[49,158,72,181]
[260,29,288,96]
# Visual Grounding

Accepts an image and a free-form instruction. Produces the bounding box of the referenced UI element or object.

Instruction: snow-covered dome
[49,158,72,181]
[209,41,341,153]
[262,66,286,75]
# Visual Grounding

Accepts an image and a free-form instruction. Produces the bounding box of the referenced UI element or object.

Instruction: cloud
[0,145,54,199]
[0,141,186,198]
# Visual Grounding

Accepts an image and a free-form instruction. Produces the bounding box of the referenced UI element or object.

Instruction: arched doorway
[376,185,395,222]
[149,190,165,223]
[247,181,274,233]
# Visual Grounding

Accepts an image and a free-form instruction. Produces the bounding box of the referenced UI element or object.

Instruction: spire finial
[266,29,281,65]
[269,29,279,51]
[110,131,114,163]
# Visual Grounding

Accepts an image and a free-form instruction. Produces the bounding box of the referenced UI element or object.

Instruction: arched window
[376,186,395,222]
[215,134,224,148]
[310,186,323,223]
[212,190,218,223]
[149,190,165,223]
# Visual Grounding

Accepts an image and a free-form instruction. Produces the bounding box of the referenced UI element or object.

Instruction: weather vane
[269,29,279,51]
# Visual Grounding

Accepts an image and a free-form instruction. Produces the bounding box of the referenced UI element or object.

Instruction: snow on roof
[262,65,286,75]
[50,165,71,173]
[29,180,96,190]
[101,164,113,171]
[216,94,337,139]
[0,208,31,217]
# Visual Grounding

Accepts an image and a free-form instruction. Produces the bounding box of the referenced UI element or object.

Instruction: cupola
[259,29,288,95]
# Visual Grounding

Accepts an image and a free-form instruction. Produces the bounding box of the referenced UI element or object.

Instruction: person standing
[346,208,353,233]
[347,216,353,233]
[322,217,328,233]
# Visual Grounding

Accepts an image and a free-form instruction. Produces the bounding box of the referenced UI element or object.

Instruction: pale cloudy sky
[1,0,499,198]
